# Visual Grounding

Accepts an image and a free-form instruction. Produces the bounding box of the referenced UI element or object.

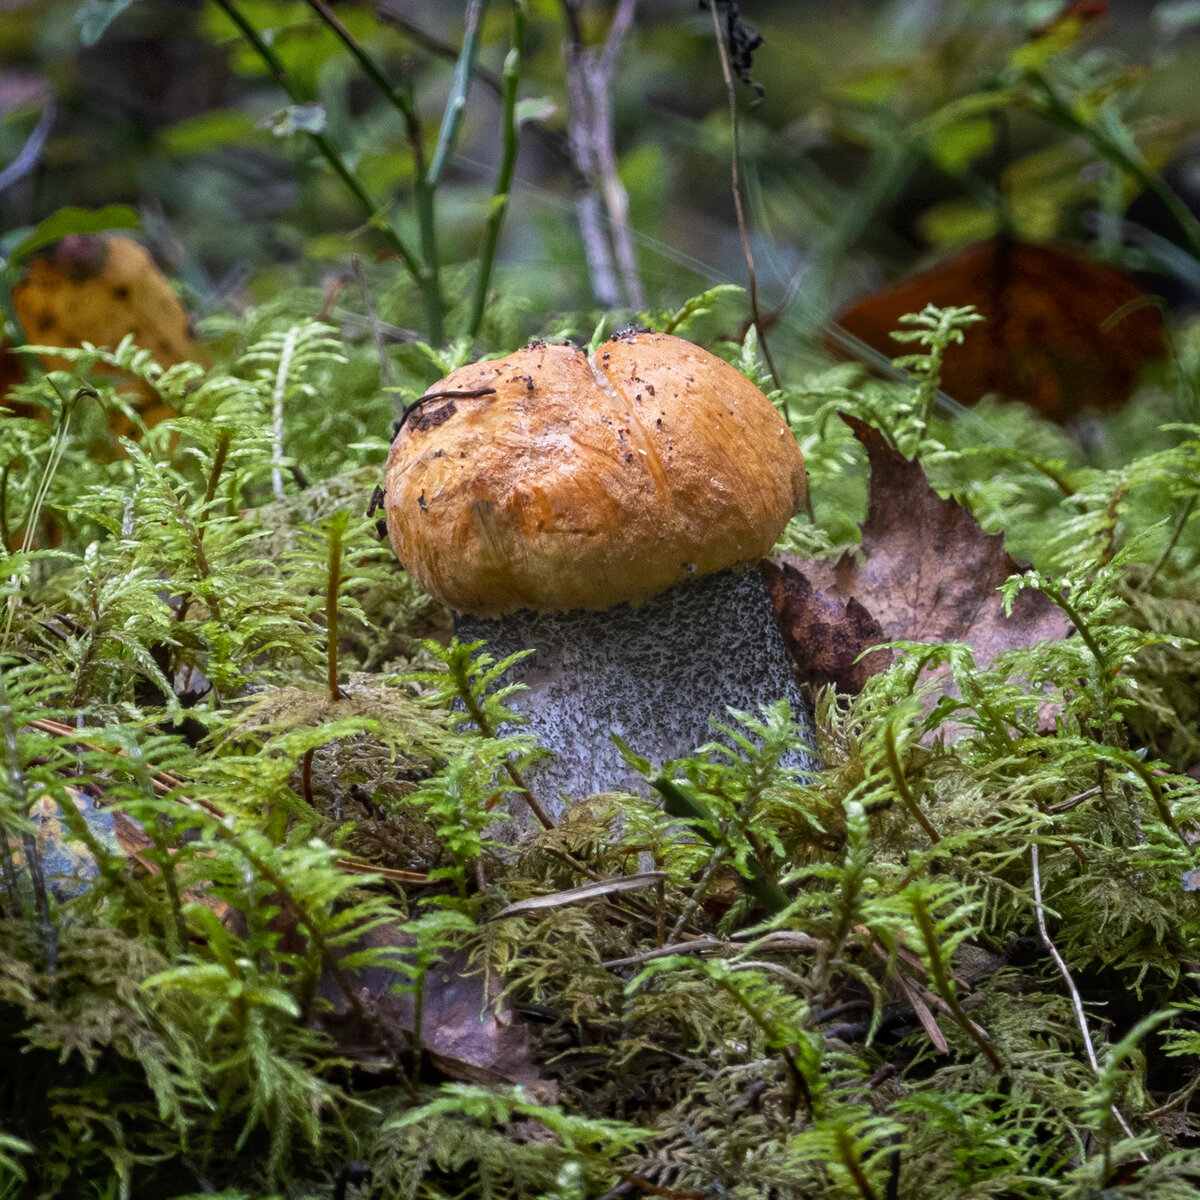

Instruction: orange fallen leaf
[833,238,1166,421]
[12,233,205,433]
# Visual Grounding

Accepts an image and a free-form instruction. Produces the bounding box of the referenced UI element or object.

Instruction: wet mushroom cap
[384,331,807,616]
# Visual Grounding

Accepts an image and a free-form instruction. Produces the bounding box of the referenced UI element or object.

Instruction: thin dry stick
[562,0,644,310]
[1146,1067,1200,1119]
[705,0,781,395]
[1030,843,1145,1154]
[592,0,642,310]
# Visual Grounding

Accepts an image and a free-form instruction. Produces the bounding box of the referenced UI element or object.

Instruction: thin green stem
[910,892,1003,1072]
[220,827,418,1099]
[713,974,816,1117]
[127,743,190,956]
[0,464,9,552]
[213,0,446,338]
[1044,585,1107,676]
[428,0,489,187]
[1027,70,1200,262]
[2,382,83,650]
[161,482,220,626]
[883,721,941,844]
[1141,494,1198,591]
[297,0,447,345]
[835,1126,881,1200]
[1121,753,1186,845]
[468,3,525,339]
[302,0,418,126]
[456,669,553,829]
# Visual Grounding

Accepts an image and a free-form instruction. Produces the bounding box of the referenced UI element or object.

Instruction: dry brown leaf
[767,414,1070,693]
[760,557,892,692]
[13,234,205,433]
[832,238,1166,421]
[318,925,554,1099]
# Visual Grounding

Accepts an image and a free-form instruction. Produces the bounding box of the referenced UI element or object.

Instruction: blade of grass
[652,774,789,915]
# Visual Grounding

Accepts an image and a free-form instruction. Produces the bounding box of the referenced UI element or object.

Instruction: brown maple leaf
[764,414,1071,694]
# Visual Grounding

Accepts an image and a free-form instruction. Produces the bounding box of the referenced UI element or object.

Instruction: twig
[603,930,826,970]
[1030,843,1145,1152]
[1146,1067,1200,1119]
[396,386,497,434]
[705,0,781,394]
[1047,785,1102,814]
[562,0,644,311]
[332,308,421,346]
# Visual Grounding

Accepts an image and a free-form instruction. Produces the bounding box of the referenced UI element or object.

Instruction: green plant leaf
[5,205,140,267]
[75,0,141,46]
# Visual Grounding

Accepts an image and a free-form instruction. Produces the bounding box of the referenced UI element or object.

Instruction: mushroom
[383,330,816,831]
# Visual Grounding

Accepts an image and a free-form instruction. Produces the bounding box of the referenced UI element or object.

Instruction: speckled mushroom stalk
[384,331,817,831]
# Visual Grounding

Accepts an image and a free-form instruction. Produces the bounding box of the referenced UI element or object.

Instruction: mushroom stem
[455,567,817,836]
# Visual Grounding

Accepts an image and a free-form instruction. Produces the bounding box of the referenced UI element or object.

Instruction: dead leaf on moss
[767,414,1071,694]
[319,926,555,1099]
[760,557,892,692]
[12,234,205,433]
